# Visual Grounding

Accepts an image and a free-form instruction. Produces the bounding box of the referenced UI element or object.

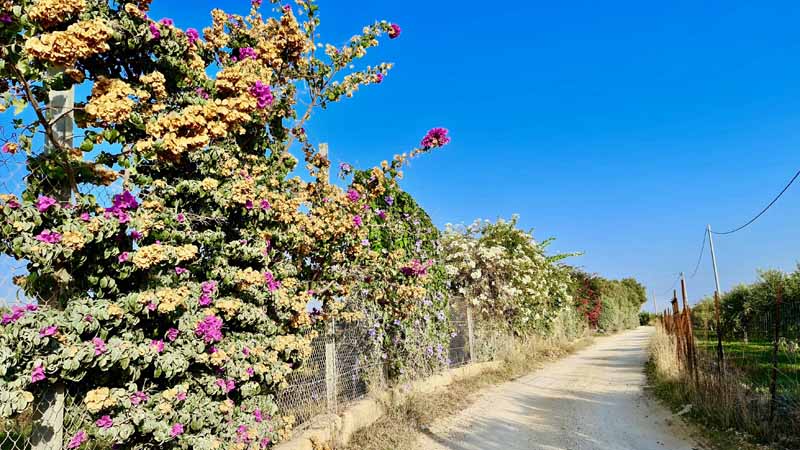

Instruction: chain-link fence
[274,301,511,435]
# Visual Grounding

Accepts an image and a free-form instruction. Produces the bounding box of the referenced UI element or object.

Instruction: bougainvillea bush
[441,216,575,334]
[0,0,448,448]
[343,161,452,378]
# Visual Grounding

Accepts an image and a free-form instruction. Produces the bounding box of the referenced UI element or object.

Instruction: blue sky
[5,0,800,309]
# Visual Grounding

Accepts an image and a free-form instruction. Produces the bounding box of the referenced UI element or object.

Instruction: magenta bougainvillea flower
[31,365,46,383]
[1,306,26,325]
[170,423,184,438]
[249,81,273,109]
[166,328,180,342]
[35,196,57,212]
[39,325,58,337]
[92,337,107,356]
[421,128,450,149]
[131,391,148,405]
[388,23,401,38]
[159,18,174,26]
[260,199,271,210]
[175,266,188,275]
[264,271,281,292]
[67,430,87,449]
[195,315,223,343]
[186,27,199,44]
[95,415,113,429]
[238,47,258,60]
[149,22,161,39]
[118,252,129,263]
[35,230,62,244]
[199,280,217,306]
[347,189,360,202]
[216,378,236,393]
[375,73,384,83]
[353,215,363,228]
[3,197,19,208]
[400,259,434,277]
[176,391,187,401]
[150,339,164,353]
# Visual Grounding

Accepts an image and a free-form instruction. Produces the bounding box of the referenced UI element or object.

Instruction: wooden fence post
[680,277,698,382]
[671,291,682,365]
[31,383,64,450]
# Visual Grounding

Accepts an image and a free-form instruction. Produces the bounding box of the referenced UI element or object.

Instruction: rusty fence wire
[661,285,800,446]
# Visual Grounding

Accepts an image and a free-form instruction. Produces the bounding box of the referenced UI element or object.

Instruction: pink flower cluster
[216,378,236,393]
[166,327,180,341]
[2,304,37,325]
[264,271,281,292]
[199,280,218,306]
[400,259,434,277]
[105,191,138,224]
[249,81,273,109]
[236,47,258,61]
[186,28,199,44]
[95,415,113,429]
[35,230,62,244]
[36,195,57,212]
[39,325,58,337]
[388,23,401,39]
[347,189,360,202]
[92,337,107,356]
[131,391,148,405]
[67,430,87,449]
[420,128,450,149]
[31,364,46,383]
[170,423,184,438]
[195,315,223,343]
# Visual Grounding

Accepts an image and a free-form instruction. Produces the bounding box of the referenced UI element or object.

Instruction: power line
[711,168,800,235]
[660,273,681,297]
[689,228,707,279]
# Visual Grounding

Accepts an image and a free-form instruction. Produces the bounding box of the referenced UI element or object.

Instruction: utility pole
[651,289,658,315]
[707,224,726,372]
[707,225,722,295]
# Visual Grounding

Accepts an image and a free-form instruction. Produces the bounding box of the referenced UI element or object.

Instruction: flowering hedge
[442,216,574,333]
[0,0,449,448]
[342,160,452,378]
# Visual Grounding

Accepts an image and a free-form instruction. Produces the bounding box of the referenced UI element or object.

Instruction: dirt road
[415,327,701,450]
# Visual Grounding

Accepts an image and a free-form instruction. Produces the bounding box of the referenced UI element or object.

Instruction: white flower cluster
[441,217,573,331]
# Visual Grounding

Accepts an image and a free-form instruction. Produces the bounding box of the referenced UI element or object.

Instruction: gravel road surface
[415,327,701,450]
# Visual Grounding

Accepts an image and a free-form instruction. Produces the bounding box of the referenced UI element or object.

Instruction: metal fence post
[713,291,725,373]
[325,319,336,410]
[31,383,64,450]
[466,306,475,363]
[769,283,783,423]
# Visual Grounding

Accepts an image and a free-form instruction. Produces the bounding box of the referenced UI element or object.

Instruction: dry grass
[647,325,798,450]
[340,333,593,450]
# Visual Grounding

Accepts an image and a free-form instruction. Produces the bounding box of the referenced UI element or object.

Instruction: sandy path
[415,327,701,450]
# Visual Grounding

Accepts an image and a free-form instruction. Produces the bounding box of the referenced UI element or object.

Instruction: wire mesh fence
[273,302,507,435]
[661,285,800,445]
